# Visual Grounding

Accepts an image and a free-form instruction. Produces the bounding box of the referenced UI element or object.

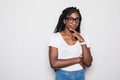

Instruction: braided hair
[54,7,82,33]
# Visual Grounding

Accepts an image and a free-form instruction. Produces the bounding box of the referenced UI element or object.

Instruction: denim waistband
[56,69,84,73]
[56,69,85,80]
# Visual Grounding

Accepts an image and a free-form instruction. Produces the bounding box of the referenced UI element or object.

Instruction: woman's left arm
[81,45,93,67]
[71,30,93,67]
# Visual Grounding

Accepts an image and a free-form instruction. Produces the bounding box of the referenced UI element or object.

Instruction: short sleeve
[48,33,59,48]
[81,34,90,48]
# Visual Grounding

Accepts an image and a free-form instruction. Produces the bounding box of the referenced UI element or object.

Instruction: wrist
[76,57,81,63]
[80,41,86,45]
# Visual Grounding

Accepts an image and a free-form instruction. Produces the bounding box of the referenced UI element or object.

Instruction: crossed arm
[49,45,92,69]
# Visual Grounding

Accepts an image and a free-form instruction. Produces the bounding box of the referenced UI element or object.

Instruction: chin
[70,27,77,30]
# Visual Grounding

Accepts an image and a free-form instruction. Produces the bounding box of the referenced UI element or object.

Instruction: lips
[70,26,77,29]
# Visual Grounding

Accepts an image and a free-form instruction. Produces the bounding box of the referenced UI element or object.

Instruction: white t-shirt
[48,32,90,71]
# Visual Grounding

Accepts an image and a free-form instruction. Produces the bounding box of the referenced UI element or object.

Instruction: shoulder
[48,32,60,47]
[80,33,90,47]
[48,32,60,42]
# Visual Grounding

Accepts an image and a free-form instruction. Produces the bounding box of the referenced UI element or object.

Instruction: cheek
[76,24,79,27]
[73,24,79,29]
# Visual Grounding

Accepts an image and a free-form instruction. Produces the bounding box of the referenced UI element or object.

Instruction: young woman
[48,7,93,80]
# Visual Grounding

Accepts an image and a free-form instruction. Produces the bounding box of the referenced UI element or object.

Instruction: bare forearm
[50,57,81,69]
[81,44,93,67]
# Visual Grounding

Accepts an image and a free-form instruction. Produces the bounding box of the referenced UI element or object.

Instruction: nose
[72,20,76,25]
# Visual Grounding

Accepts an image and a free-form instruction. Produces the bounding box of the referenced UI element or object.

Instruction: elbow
[50,61,58,69]
[84,59,93,67]
[85,63,92,67]
[49,58,59,69]
[51,64,56,69]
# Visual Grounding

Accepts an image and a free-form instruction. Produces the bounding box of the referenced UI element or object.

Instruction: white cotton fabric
[48,32,90,71]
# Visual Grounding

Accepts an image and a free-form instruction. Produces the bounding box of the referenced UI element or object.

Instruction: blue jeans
[55,69,85,80]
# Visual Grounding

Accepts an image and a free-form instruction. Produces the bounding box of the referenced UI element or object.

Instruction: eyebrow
[67,17,79,19]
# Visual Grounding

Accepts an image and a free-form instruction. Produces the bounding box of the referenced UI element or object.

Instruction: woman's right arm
[49,46,82,69]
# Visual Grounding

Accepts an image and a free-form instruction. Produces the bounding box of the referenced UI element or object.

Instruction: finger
[69,28,76,33]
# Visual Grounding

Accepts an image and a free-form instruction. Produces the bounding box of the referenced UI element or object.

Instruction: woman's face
[64,12,79,30]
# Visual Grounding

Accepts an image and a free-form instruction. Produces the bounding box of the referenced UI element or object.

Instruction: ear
[63,19,66,24]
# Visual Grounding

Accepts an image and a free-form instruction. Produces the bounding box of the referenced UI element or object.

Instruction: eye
[75,18,79,22]
[68,18,74,21]
[65,17,80,23]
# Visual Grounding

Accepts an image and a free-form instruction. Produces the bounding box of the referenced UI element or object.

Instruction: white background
[0,0,120,80]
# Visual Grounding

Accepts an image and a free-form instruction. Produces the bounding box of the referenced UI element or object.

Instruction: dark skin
[49,12,92,69]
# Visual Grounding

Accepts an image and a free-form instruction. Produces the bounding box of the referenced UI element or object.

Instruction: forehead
[67,12,79,18]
